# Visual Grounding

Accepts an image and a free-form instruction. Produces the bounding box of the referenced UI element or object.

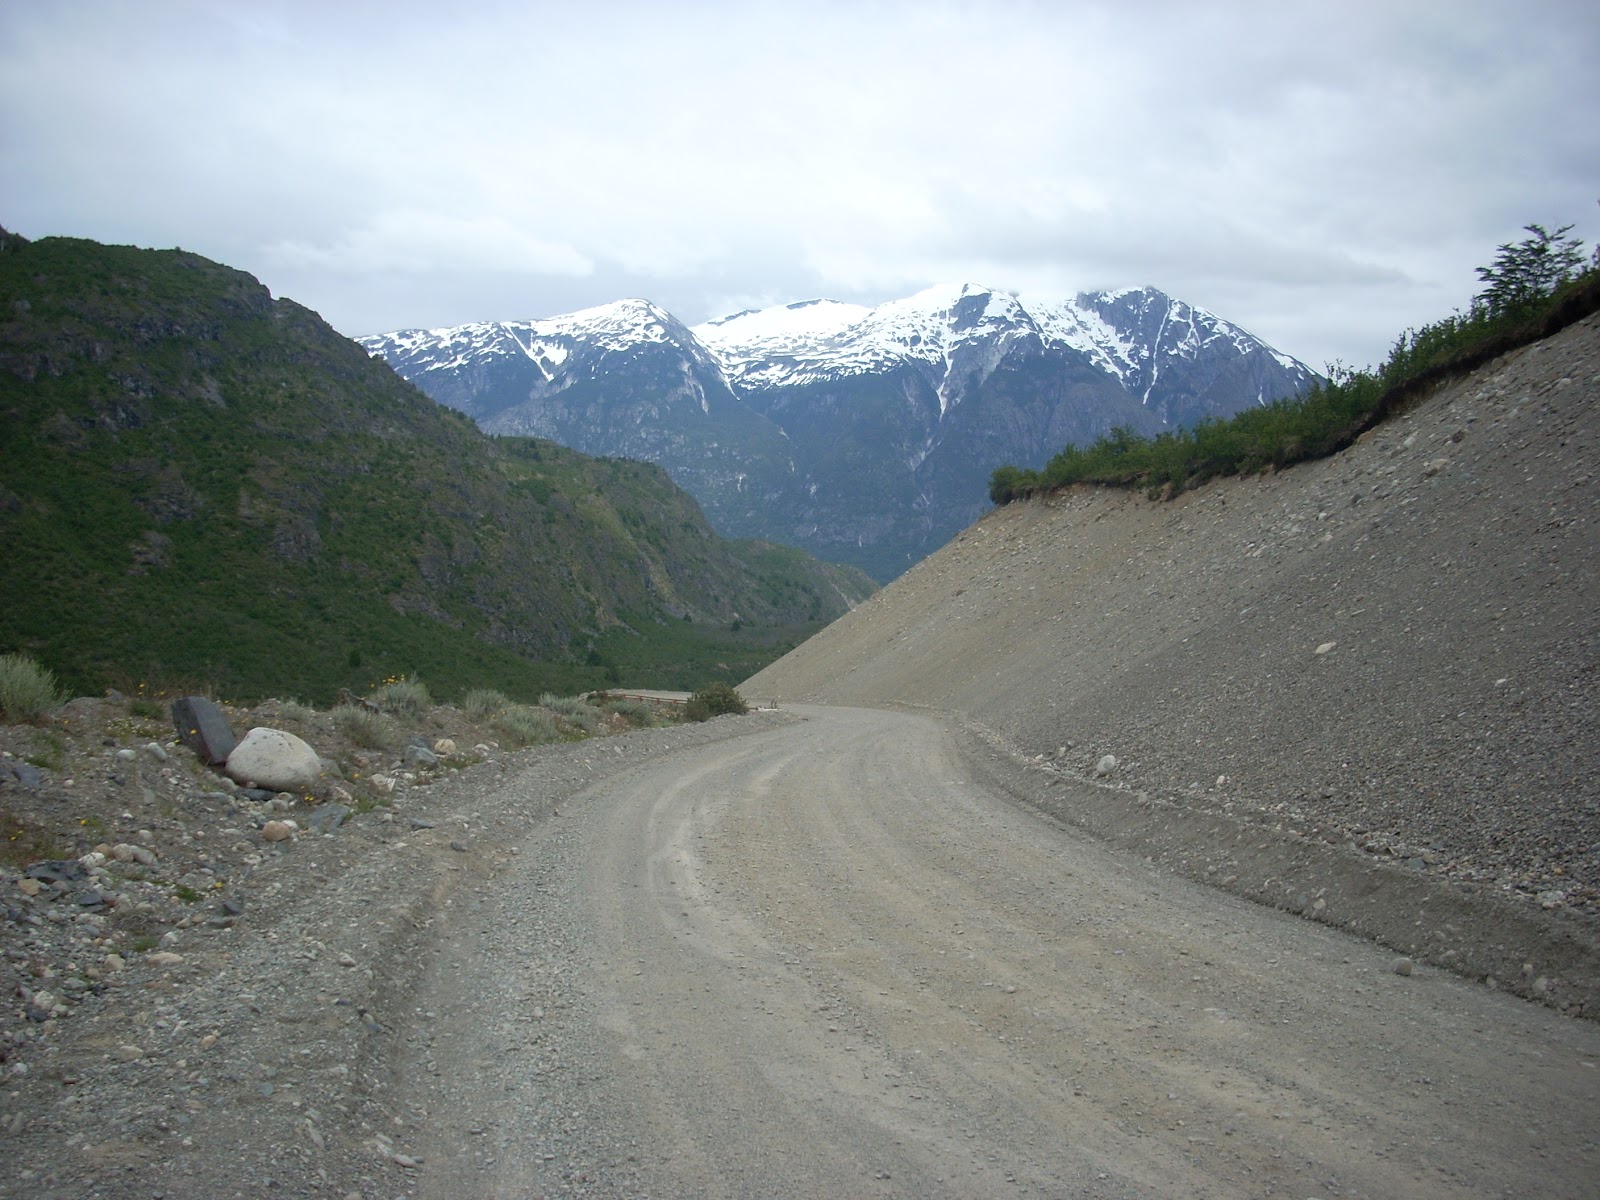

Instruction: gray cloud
[3,0,1596,372]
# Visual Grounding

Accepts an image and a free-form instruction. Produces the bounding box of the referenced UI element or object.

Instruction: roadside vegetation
[0,652,64,724]
[991,222,1600,504]
[0,652,752,747]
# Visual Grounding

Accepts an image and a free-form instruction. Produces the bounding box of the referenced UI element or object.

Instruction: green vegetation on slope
[991,223,1600,504]
[0,232,875,703]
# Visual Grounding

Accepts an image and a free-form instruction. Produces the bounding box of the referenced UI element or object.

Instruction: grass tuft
[0,653,64,724]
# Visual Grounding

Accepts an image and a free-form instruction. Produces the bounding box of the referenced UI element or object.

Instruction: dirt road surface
[404,706,1600,1199]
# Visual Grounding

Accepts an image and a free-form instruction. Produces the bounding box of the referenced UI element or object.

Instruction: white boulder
[225,727,322,792]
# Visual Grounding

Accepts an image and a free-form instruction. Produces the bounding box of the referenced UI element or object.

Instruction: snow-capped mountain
[360,285,1317,581]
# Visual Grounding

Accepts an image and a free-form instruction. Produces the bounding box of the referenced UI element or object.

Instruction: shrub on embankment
[991,225,1600,504]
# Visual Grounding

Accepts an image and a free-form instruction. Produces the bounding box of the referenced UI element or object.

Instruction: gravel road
[401,706,1600,1199]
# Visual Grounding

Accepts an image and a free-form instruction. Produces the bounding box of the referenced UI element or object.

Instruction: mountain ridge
[363,283,1318,580]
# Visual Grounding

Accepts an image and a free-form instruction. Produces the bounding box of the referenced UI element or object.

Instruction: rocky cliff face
[363,284,1318,580]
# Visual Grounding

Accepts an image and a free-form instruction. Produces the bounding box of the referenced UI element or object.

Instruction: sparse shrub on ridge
[685,681,748,722]
[461,687,509,721]
[599,696,656,726]
[0,653,63,724]
[371,675,430,720]
[279,699,317,723]
[540,692,604,732]
[332,703,400,750]
[494,704,559,747]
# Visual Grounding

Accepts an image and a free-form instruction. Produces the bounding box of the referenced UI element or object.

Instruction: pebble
[262,820,295,842]
[1391,957,1414,977]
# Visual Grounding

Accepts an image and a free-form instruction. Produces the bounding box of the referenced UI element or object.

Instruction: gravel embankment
[747,312,1600,1012]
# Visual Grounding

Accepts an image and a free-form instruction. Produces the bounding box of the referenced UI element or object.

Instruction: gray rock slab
[171,696,237,765]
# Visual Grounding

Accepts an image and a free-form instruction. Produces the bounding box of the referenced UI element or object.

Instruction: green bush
[371,675,431,720]
[331,703,400,750]
[494,704,559,747]
[0,653,63,724]
[685,681,748,722]
[461,687,509,721]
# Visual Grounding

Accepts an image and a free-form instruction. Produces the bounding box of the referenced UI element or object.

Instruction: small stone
[338,953,358,968]
[306,804,352,835]
[114,1044,145,1062]
[261,820,295,843]
[1314,641,1337,655]
[368,773,396,795]
[403,743,439,768]
[143,742,169,762]
[1390,957,1414,977]
[433,738,456,755]
[1093,754,1118,777]
[16,877,40,897]
[148,950,185,966]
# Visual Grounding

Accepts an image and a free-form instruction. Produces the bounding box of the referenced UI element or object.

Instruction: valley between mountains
[3,302,1596,1197]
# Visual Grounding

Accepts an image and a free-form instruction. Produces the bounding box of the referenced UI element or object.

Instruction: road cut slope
[747,313,1600,1013]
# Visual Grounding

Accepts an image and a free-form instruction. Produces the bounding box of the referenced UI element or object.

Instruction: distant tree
[1473,223,1587,317]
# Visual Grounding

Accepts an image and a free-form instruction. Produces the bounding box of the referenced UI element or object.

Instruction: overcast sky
[3,0,1596,372]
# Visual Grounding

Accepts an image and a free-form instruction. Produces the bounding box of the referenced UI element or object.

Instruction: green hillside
[0,231,875,703]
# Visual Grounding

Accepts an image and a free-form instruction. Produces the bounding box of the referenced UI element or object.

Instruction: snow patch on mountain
[691,283,1262,394]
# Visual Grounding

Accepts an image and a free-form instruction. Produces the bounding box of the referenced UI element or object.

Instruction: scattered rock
[404,742,439,768]
[0,760,45,789]
[1391,957,1414,977]
[1094,754,1118,777]
[261,820,296,843]
[305,803,353,834]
